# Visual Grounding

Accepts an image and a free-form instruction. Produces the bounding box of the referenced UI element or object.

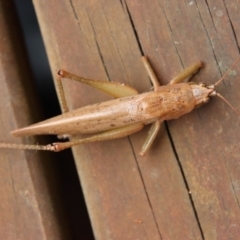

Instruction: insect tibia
[0,142,56,151]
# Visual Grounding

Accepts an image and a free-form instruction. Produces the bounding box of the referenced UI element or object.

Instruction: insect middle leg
[140,120,162,156]
[139,58,204,155]
[141,56,160,90]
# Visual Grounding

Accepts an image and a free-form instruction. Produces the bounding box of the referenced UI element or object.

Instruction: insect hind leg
[0,123,144,152]
[57,70,139,100]
[49,123,144,152]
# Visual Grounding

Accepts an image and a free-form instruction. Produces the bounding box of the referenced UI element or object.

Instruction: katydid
[0,56,239,156]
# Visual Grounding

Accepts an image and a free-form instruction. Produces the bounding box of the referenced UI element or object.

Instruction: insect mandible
[0,56,239,156]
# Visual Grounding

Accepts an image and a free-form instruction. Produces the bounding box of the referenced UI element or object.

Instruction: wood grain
[8,0,240,239]
[0,1,73,239]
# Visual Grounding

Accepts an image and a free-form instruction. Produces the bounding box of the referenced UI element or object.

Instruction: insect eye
[209,91,217,97]
[202,97,210,103]
[199,83,206,87]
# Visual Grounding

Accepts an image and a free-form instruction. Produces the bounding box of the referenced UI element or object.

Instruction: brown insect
[0,56,239,156]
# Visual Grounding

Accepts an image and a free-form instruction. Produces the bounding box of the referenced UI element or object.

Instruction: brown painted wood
[0,1,72,239]
[125,1,240,239]
[29,0,240,239]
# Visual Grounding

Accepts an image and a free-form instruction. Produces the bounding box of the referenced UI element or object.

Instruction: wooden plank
[126,0,240,239]
[0,1,72,239]
[31,0,240,239]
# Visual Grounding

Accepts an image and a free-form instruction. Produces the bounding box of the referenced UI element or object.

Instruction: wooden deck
[1,0,240,239]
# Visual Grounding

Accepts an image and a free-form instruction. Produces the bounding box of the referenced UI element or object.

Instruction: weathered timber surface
[0,1,73,239]
[26,0,240,239]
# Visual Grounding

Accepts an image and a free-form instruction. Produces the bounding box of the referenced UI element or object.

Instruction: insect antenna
[215,93,240,116]
[214,56,240,87]
[210,56,240,116]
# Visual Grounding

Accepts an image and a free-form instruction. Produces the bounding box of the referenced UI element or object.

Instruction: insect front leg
[169,62,204,84]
